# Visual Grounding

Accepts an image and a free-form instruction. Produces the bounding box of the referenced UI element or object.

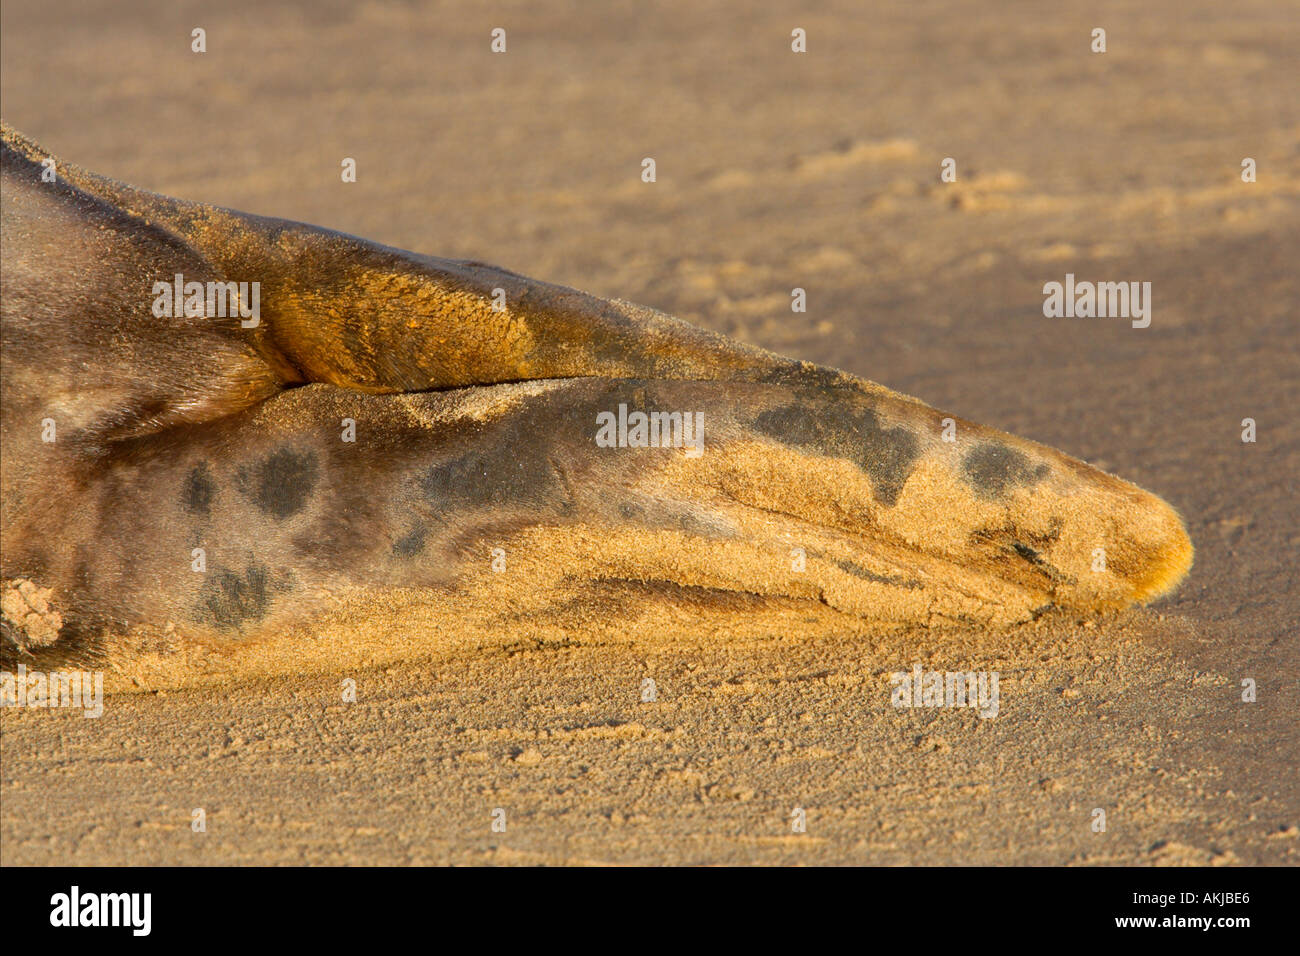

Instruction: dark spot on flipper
[199,563,274,630]
[421,452,537,507]
[753,403,920,506]
[393,522,427,557]
[418,419,562,511]
[834,558,922,589]
[961,442,1050,500]
[182,462,216,515]
[240,448,319,519]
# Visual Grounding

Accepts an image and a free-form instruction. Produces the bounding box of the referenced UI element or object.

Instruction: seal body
[0,124,1192,671]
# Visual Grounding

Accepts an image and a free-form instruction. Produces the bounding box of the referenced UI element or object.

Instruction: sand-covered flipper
[0,124,1192,671]
[1,123,793,398]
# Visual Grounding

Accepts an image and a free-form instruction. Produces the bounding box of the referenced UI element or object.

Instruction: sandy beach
[1,0,1297,865]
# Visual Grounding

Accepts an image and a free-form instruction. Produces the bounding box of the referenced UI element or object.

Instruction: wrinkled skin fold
[0,123,1193,670]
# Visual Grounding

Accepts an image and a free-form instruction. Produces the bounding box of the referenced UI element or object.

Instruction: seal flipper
[1,124,797,395]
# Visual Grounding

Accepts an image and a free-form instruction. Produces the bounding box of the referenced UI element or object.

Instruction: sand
[1,0,1297,865]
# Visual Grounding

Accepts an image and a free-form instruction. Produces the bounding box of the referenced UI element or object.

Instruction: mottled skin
[0,124,1193,671]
